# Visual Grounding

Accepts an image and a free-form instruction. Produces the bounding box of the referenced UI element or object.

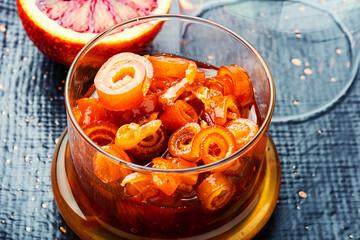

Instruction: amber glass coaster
[51,129,281,240]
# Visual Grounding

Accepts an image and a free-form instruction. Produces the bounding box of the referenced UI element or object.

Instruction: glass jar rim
[65,14,275,174]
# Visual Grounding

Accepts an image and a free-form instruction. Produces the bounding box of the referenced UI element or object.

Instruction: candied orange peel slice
[197,172,235,211]
[82,120,118,146]
[151,157,182,196]
[93,143,132,183]
[128,126,167,158]
[115,119,162,150]
[168,122,201,162]
[159,100,198,132]
[225,118,259,149]
[218,65,253,106]
[191,125,236,161]
[158,77,189,106]
[147,55,197,83]
[94,52,153,111]
[76,97,107,127]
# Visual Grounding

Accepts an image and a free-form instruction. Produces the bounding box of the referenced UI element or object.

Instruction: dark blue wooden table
[0,1,359,239]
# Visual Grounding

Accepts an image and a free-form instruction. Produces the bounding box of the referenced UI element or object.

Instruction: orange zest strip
[159,100,198,132]
[196,172,235,211]
[168,122,201,162]
[217,65,253,106]
[94,52,153,111]
[225,118,259,149]
[82,120,119,146]
[93,143,132,183]
[115,119,162,150]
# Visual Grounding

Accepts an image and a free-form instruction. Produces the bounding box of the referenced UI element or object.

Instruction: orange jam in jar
[64,52,268,238]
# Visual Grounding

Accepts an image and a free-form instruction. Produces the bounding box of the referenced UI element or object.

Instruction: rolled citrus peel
[94,52,153,111]
[121,157,198,196]
[192,125,236,172]
[121,172,159,200]
[218,65,253,106]
[205,75,234,96]
[168,124,237,171]
[159,100,198,132]
[168,122,201,162]
[200,132,236,172]
[226,118,259,149]
[82,120,118,146]
[197,172,235,211]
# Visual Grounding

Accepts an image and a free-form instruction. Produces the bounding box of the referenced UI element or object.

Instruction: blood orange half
[16,0,172,66]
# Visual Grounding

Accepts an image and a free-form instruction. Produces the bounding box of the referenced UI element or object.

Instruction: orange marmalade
[67,52,267,238]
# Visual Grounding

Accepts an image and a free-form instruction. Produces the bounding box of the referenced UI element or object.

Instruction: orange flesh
[36,0,159,33]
